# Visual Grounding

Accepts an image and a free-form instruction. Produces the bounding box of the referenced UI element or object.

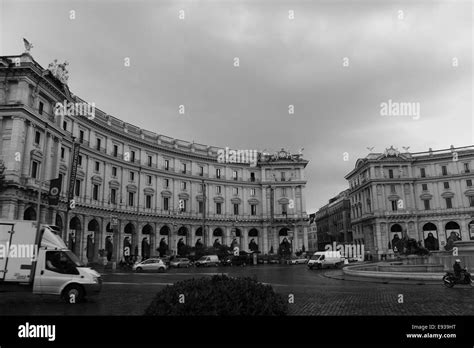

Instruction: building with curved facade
[345,145,474,260]
[0,51,309,263]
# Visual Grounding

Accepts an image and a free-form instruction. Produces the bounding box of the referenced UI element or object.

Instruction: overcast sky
[1,0,472,213]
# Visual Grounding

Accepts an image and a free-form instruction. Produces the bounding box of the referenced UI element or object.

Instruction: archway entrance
[230,228,241,249]
[278,228,290,255]
[422,223,439,250]
[213,228,223,248]
[105,223,115,261]
[445,221,461,250]
[87,219,100,263]
[158,226,170,257]
[23,207,36,221]
[177,226,188,256]
[249,228,259,252]
[124,223,135,261]
[69,217,82,256]
[469,220,474,240]
[389,224,403,251]
[142,224,153,260]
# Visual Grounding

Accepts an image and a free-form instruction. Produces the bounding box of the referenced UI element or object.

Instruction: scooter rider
[453,259,471,282]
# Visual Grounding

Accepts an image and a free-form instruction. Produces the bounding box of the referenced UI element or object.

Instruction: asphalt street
[0,264,473,315]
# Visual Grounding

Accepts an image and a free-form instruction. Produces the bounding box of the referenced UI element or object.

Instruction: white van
[195,255,220,267]
[308,251,344,270]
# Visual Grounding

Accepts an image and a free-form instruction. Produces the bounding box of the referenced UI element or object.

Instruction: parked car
[133,258,167,272]
[195,255,220,267]
[169,258,193,268]
[288,257,309,265]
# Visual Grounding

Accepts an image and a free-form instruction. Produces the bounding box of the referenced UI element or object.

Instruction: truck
[0,220,102,303]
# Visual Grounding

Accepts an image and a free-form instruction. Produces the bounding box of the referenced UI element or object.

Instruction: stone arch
[141,224,153,259]
[23,206,36,220]
[422,222,439,250]
[249,228,260,252]
[69,216,82,256]
[86,219,100,263]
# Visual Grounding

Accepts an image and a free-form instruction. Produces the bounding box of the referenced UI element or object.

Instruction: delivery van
[194,255,220,267]
[307,251,344,270]
[0,220,101,303]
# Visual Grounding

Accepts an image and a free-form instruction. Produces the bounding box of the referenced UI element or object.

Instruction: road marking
[261,282,289,287]
[104,272,229,276]
[103,282,173,286]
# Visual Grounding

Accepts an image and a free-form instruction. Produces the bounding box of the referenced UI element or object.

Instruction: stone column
[460,219,469,241]
[242,228,248,252]
[16,201,25,220]
[262,227,268,254]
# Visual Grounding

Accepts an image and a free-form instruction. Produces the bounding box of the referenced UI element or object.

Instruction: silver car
[133,258,167,272]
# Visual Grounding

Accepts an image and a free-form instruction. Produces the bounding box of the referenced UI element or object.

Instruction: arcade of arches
[22,207,309,263]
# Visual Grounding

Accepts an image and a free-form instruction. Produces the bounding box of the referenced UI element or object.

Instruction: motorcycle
[442,269,473,288]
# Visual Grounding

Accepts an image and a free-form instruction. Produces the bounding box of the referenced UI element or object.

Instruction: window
[216,186,221,194]
[446,197,452,209]
[388,169,394,179]
[31,161,39,179]
[469,196,474,207]
[233,187,239,195]
[233,204,239,215]
[93,184,99,201]
[163,197,169,211]
[420,168,426,178]
[422,184,428,191]
[467,179,473,187]
[181,181,187,190]
[442,165,447,176]
[164,159,169,170]
[390,185,396,193]
[216,203,222,215]
[282,204,288,214]
[250,188,256,196]
[233,170,238,180]
[250,172,255,182]
[464,163,470,173]
[182,163,186,174]
[129,171,135,181]
[38,101,44,115]
[128,192,134,206]
[281,172,286,181]
[61,147,65,159]
[34,131,41,145]
[46,251,79,275]
[110,189,117,204]
[424,199,431,210]
[391,200,397,211]
[198,201,204,214]
[74,180,81,196]
[96,138,101,150]
[77,155,82,166]
[95,161,100,172]
[148,156,152,167]
[251,205,257,216]
[443,182,450,189]
[79,130,84,144]
[113,145,118,157]
[199,166,204,176]
[145,195,152,209]
[62,121,67,131]
[216,168,221,179]
[147,175,152,185]
[130,151,136,163]
[112,166,117,177]
[164,179,169,188]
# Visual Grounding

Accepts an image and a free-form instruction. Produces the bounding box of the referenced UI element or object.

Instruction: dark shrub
[144,275,287,316]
